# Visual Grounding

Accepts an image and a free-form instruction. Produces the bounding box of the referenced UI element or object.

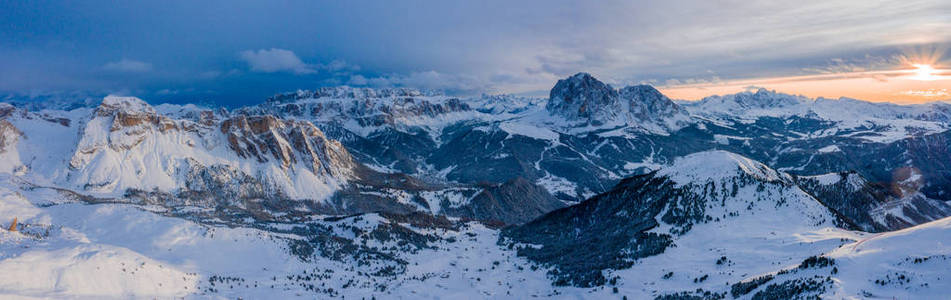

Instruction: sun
[911,64,937,81]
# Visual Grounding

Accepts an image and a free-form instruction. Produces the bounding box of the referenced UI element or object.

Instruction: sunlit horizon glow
[660,46,951,104]
[660,68,951,104]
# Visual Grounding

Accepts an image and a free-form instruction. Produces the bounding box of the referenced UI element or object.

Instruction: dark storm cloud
[1,0,949,106]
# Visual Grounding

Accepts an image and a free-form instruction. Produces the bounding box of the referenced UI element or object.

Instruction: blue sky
[2,0,949,106]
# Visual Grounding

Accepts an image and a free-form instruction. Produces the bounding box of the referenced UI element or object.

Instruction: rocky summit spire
[618,84,687,124]
[546,72,689,131]
[546,72,620,126]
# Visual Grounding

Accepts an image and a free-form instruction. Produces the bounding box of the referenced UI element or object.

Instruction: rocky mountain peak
[619,84,663,98]
[245,89,472,133]
[70,97,186,173]
[747,88,807,108]
[546,72,620,125]
[220,114,355,176]
[65,96,357,199]
[618,84,686,121]
[98,96,155,115]
[0,103,17,119]
[266,87,439,104]
[689,88,809,116]
[93,96,179,133]
[547,73,688,130]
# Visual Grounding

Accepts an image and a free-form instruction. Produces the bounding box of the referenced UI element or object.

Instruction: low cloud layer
[239,49,315,74]
[103,59,152,73]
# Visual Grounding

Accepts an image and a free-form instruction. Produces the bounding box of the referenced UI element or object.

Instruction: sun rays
[660,45,950,103]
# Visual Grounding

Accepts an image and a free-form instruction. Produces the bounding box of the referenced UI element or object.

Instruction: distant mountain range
[1,73,950,298]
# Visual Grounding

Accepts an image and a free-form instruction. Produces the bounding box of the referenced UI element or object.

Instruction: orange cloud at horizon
[660,68,951,104]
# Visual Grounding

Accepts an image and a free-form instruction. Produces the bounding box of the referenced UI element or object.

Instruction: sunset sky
[662,57,951,103]
[2,0,949,106]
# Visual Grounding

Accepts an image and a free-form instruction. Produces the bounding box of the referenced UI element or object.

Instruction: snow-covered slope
[3,96,356,203]
[503,150,839,287]
[657,150,789,185]
[0,176,562,298]
[820,216,951,299]
[794,170,951,232]
[682,88,951,143]
[502,150,951,298]
[1,148,951,298]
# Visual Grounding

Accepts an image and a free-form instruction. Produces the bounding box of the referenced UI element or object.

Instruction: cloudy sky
[2,0,949,106]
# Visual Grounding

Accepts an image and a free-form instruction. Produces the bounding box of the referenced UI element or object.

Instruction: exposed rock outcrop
[546,73,690,131]
[546,73,620,125]
[221,115,355,177]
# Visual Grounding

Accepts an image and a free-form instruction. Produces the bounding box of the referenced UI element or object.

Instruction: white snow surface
[1,89,951,298]
[498,122,559,141]
[658,150,788,186]
[820,216,951,299]
[0,147,950,298]
[5,96,347,202]
[0,161,949,298]
[682,88,951,143]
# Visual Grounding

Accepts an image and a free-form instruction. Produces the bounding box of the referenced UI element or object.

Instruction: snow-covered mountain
[685,88,951,122]
[503,151,838,286]
[14,95,353,202]
[2,71,951,298]
[2,151,950,298]
[209,73,951,209]
[682,88,951,143]
[246,87,476,138]
[0,94,564,225]
[546,72,691,132]
[3,72,951,221]
[501,151,951,298]
[5,72,951,221]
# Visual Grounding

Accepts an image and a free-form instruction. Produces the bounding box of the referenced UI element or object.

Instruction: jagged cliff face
[545,73,690,131]
[233,87,480,177]
[0,116,22,155]
[62,96,355,202]
[0,105,24,174]
[220,115,355,177]
[546,72,621,125]
[70,96,183,169]
[618,85,686,122]
[244,87,472,131]
[0,95,561,226]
